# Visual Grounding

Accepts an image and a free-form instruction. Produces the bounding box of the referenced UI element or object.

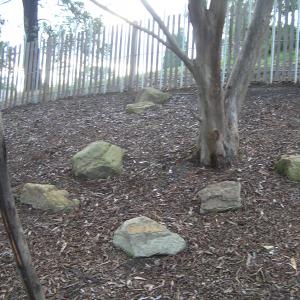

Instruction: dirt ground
[0,83,300,300]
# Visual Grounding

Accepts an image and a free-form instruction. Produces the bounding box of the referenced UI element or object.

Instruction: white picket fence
[1,0,300,109]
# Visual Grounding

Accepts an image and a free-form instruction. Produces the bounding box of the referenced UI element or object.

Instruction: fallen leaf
[134,276,147,281]
[261,245,275,255]
[290,257,297,271]
[262,245,274,251]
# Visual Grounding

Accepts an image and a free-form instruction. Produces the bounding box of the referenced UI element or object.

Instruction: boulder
[135,87,171,104]
[197,181,242,214]
[275,155,300,182]
[20,183,79,212]
[72,141,125,180]
[113,216,186,257]
[125,101,156,114]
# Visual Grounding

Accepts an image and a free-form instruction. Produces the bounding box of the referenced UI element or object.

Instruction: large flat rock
[113,216,186,257]
[20,183,79,212]
[72,141,125,180]
[197,181,242,214]
[125,101,156,114]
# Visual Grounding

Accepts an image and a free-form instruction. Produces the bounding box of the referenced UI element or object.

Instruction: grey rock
[71,141,125,180]
[197,181,242,214]
[113,216,186,257]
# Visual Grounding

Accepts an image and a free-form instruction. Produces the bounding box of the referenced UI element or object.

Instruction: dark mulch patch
[0,83,300,300]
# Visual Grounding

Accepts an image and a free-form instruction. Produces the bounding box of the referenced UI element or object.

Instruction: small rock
[71,141,125,180]
[113,216,186,257]
[275,154,300,182]
[20,183,79,212]
[125,101,156,114]
[135,87,171,104]
[0,251,14,264]
[197,181,242,214]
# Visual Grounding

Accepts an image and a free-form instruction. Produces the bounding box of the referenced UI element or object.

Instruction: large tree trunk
[194,79,239,168]
[94,0,275,167]
[22,0,40,91]
[189,1,231,167]
[22,0,38,43]
[187,0,274,167]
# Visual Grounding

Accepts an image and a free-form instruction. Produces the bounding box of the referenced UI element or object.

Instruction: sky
[0,0,186,45]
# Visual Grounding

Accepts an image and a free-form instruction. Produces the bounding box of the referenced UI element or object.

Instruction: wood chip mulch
[0,83,300,300]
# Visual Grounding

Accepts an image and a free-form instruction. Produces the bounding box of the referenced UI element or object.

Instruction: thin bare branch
[140,0,195,75]
[89,0,195,75]
[88,0,170,49]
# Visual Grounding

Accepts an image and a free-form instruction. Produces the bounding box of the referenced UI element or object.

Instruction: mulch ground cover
[0,83,299,300]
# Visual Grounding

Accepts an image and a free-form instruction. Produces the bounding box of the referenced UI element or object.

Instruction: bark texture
[188,0,229,167]
[22,0,38,43]
[22,0,40,91]
[0,114,45,300]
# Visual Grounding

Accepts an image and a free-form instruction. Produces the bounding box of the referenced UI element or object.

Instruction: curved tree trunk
[0,114,45,300]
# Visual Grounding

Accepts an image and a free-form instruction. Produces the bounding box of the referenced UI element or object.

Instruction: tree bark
[188,0,231,167]
[0,114,45,300]
[188,0,274,167]
[22,0,40,91]
[22,0,38,43]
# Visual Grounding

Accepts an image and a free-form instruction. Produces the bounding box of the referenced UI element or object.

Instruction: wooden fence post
[43,36,53,102]
[128,23,138,91]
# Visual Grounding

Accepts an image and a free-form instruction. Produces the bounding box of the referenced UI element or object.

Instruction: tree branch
[188,0,227,96]
[89,0,171,49]
[208,0,227,23]
[90,0,195,76]
[140,0,195,75]
[225,0,274,114]
[188,0,206,19]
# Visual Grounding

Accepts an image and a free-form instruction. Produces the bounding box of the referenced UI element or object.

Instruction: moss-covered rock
[20,183,79,212]
[275,155,300,182]
[136,87,171,104]
[72,141,125,180]
[125,101,156,114]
